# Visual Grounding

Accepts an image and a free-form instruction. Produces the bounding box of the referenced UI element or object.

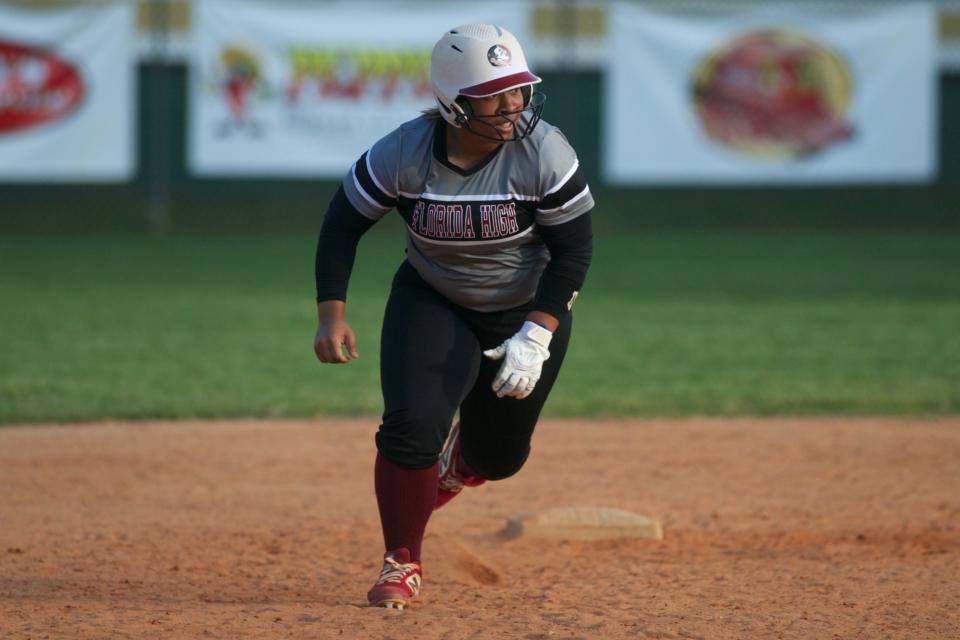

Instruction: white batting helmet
[430,24,544,139]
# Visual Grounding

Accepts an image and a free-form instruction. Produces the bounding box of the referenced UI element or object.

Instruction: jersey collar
[432,118,504,177]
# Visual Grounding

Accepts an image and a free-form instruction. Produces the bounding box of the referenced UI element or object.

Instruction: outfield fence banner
[189,0,529,177]
[0,2,136,183]
[604,2,938,185]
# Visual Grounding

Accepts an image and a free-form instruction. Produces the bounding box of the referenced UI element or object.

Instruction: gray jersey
[342,115,594,312]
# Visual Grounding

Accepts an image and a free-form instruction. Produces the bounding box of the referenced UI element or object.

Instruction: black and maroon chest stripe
[397,195,536,243]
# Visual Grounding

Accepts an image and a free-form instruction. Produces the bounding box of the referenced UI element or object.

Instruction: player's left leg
[438,309,573,507]
[435,420,486,509]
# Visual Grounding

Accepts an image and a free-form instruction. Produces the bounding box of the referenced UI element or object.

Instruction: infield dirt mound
[1,417,958,639]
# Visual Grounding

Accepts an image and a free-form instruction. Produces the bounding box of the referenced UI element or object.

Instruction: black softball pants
[375,261,572,480]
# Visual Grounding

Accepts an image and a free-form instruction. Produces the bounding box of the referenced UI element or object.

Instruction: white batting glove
[483,321,552,399]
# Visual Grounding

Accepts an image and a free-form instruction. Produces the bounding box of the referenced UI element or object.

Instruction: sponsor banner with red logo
[0,2,135,182]
[604,3,937,184]
[189,0,529,177]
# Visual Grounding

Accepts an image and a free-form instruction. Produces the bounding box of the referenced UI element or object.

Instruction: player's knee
[464,444,530,481]
[375,408,448,470]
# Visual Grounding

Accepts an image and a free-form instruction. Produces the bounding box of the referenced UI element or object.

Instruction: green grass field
[1,221,958,423]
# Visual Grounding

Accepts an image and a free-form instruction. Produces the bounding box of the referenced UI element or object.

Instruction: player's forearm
[525,310,559,332]
[315,185,377,302]
[317,299,346,322]
[533,211,593,318]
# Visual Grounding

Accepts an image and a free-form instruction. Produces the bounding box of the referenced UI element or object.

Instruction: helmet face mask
[453,90,546,143]
[430,24,543,142]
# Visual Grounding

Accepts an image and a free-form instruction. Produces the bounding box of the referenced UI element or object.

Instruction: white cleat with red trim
[367,548,422,609]
[436,422,486,510]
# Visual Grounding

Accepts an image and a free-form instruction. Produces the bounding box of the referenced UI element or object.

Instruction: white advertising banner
[190,0,530,177]
[0,2,136,182]
[604,3,937,184]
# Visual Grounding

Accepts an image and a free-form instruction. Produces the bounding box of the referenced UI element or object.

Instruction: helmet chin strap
[454,91,545,143]
[463,113,524,143]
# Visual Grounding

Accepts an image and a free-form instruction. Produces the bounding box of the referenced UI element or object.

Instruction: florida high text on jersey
[342,115,593,312]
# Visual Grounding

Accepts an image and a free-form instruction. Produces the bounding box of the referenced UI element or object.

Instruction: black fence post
[146,0,172,235]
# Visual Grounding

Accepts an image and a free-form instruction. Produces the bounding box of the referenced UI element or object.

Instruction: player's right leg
[367,262,481,608]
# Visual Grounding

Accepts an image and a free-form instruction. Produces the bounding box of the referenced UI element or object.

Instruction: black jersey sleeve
[533,209,593,319]
[315,185,378,303]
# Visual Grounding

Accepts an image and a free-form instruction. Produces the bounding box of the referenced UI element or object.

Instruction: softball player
[314,23,593,609]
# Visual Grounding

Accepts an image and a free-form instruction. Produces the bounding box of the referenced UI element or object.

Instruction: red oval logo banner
[0,40,84,135]
[691,30,854,160]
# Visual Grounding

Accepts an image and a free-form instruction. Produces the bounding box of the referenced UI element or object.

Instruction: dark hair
[420,107,442,119]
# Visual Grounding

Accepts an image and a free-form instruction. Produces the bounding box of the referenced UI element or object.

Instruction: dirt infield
[1,418,958,639]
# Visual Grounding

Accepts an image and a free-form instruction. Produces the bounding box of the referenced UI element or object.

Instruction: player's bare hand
[314,301,358,364]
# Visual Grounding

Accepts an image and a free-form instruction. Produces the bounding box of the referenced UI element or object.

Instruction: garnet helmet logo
[0,41,83,135]
[487,44,511,67]
[691,29,854,160]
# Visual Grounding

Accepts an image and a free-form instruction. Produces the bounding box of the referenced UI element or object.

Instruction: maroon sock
[373,453,438,562]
